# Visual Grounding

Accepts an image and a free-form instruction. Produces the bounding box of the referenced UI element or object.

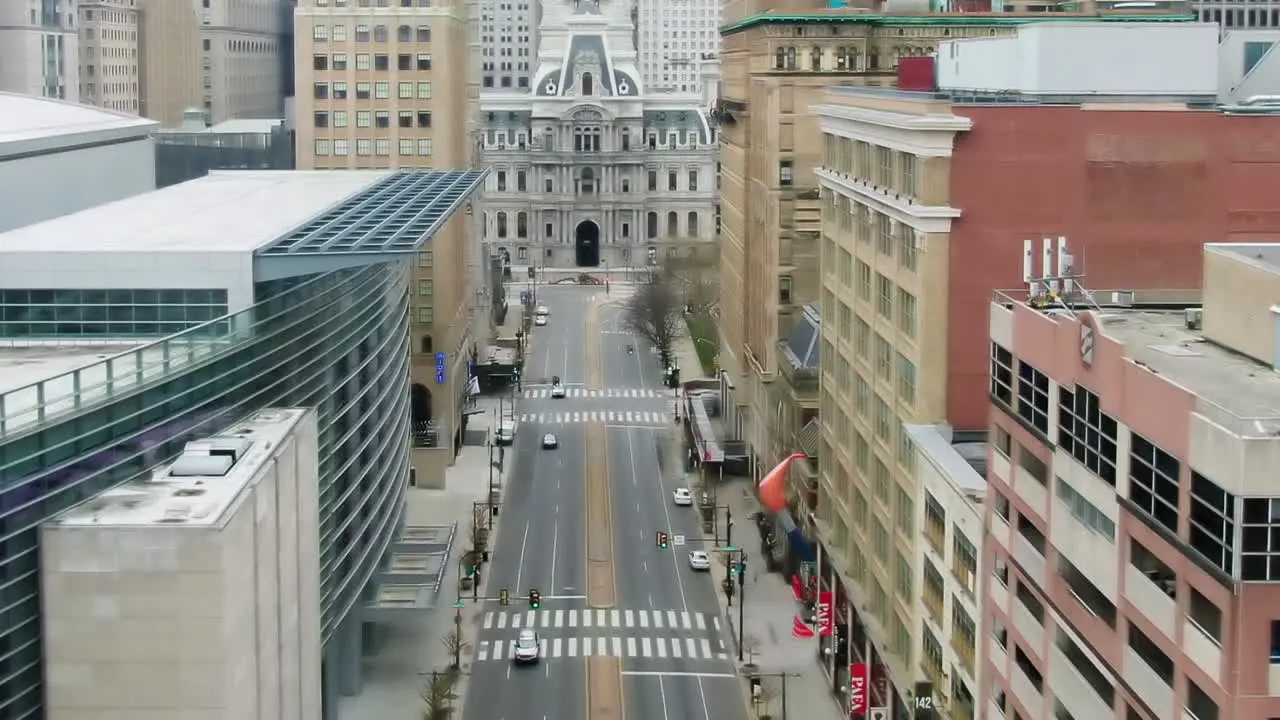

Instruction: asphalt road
[462,285,749,720]
[598,300,750,720]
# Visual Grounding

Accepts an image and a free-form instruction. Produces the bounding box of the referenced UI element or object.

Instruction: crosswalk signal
[656,531,670,549]
[529,589,541,608]
[499,588,510,606]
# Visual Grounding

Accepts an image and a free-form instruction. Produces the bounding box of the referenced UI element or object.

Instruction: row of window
[311,23,431,44]
[315,109,431,129]
[489,167,705,194]
[823,191,920,274]
[312,52,431,72]
[313,138,433,157]
[823,134,920,202]
[489,211,705,241]
[311,80,432,103]
[314,0,435,7]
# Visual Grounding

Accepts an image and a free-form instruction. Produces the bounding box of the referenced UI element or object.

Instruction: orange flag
[758,453,806,513]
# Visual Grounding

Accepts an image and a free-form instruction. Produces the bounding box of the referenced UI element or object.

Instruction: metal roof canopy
[254,170,487,281]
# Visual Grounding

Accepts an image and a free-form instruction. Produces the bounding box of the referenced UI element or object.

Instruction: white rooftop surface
[0,169,395,254]
[0,341,220,438]
[0,91,157,152]
[48,408,308,528]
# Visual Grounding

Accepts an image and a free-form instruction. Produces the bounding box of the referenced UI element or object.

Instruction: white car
[688,550,711,571]
[551,384,566,398]
[534,315,547,327]
[512,629,540,664]
[672,488,693,506]
[542,433,558,449]
[534,305,550,316]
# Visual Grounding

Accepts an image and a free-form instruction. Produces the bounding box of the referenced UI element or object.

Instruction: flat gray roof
[1209,242,1280,273]
[0,92,157,157]
[1100,310,1280,423]
[0,170,395,255]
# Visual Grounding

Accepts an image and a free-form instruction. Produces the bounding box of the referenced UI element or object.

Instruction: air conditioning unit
[1185,307,1203,330]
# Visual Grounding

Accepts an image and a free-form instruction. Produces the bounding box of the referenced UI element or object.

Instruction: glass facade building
[0,288,230,338]
[0,263,411,720]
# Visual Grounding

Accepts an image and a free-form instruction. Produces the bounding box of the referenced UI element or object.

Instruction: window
[333,139,349,156]
[895,551,912,599]
[375,81,389,98]
[1127,624,1173,685]
[1190,471,1235,575]
[397,24,411,41]
[399,53,412,71]
[497,171,507,192]
[375,138,390,156]
[688,170,698,191]
[1059,556,1117,626]
[1129,432,1180,535]
[874,334,891,379]
[516,212,528,238]
[416,53,432,70]
[1130,539,1177,598]
[1015,582,1045,624]
[951,604,976,671]
[1187,587,1222,644]
[398,81,413,98]
[646,212,658,239]
[375,111,389,128]
[648,169,657,192]
[373,24,388,42]
[668,170,677,191]
[417,81,432,98]
[517,171,527,192]
[1016,360,1050,435]
[313,139,331,156]
[356,53,371,70]
[375,54,389,71]
[333,24,347,41]
[897,354,915,405]
[313,24,329,41]
[334,82,348,99]
[496,212,508,237]
[1058,386,1118,485]
[333,53,348,70]
[313,54,328,70]
[922,561,944,622]
[856,261,871,301]
[356,139,371,156]
[779,160,793,186]
[923,493,945,552]
[990,343,1014,407]
[1056,477,1115,540]
[356,82,371,99]
[688,212,699,237]
[667,211,678,237]
[1185,678,1219,720]
[417,307,434,324]
[417,24,431,41]
[313,111,329,128]
[417,139,433,156]
[895,485,914,537]
[398,110,413,128]
[875,273,892,318]
[872,517,889,565]
[356,110,371,127]
[313,82,329,99]
[1241,497,1280,581]
[418,250,433,268]
[418,280,433,296]
[1013,647,1043,694]
[1054,629,1114,708]
[399,138,413,156]
[953,534,976,596]
[896,289,916,338]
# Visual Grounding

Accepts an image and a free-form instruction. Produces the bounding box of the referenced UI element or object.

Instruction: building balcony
[922,585,944,625]
[1124,646,1175,719]
[1012,599,1045,652]
[1012,533,1047,588]
[1050,643,1114,720]
[1182,618,1222,685]
[1123,563,1176,638]
[1011,663,1043,717]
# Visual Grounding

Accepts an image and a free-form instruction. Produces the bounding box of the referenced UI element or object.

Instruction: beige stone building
[295,0,479,484]
[137,0,203,126]
[78,0,140,113]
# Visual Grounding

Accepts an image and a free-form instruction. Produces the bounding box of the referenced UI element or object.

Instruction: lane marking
[514,522,530,593]
[549,519,559,594]
[622,671,738,679]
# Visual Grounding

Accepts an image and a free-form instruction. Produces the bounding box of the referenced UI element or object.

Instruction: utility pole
[738,559,746,662]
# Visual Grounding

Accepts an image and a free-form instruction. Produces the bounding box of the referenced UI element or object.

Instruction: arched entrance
[575,220,600,267]
[410,383,434,445]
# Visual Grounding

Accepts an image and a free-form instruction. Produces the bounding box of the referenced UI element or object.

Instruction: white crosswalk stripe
[522,388,662,399]
[476,635,731,662]
[482,608,721,632]
[515,410,670,426]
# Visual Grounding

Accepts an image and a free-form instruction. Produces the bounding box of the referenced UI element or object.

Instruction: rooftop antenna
[1023,237,1099,315]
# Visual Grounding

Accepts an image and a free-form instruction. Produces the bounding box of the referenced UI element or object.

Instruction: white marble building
[476,0,718,269]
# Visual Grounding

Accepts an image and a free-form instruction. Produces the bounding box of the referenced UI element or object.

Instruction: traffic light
[656,531,670,549]
[529,589,541,608]
[499,588,510,606]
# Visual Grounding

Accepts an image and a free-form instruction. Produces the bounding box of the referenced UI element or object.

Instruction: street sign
[452,602,465,609]
[673,534,686,546]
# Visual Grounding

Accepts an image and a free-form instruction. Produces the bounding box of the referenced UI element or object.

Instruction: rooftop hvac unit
[183,436,252,464]
[1185,308,1203,330]
[168,453,234,477]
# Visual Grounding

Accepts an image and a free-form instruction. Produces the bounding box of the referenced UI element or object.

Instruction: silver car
[688,550,711,571]
[512,628,540,664]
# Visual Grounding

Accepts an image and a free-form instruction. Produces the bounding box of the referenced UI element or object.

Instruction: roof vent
[158,503,192,523]
[168,453,234,477]
[173,487,207,497]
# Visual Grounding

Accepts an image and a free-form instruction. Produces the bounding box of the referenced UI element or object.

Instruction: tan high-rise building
[137,0,202,126]
[78,0,140,113]
[197,0,287,122]
[295,0,479,482]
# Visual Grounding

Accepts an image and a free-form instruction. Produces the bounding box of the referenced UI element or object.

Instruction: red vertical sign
[849,663,869,715]
[817,590,834,637]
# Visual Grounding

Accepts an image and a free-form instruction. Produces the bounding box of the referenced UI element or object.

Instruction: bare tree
[441,630,471,670]
[623,271,684,363]
[660,243,719,314]
[421,670,458,720]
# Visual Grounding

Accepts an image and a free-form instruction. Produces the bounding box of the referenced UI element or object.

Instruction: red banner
[849,663,869,715]
[791,575,804,601]
[818,590,834,637]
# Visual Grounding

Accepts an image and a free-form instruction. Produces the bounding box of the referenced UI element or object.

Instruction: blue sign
[435,352,447,385]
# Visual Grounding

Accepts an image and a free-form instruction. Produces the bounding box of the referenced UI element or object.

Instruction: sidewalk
[340,395,514,720]
[673,324,710,379]
[701,476,845,720]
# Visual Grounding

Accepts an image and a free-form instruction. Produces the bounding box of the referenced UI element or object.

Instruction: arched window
[785,47,797,70]
[397,25,412,42]
[646,211,658,239]
[582,71,594,96]
[497,211,508,238]
[810,47,822,71]
[420,335,433,354]
[517,211,528,238]
[666,211,678,237]
[775,48,786,70]
[543,128,554,150]
[687,212,699,237]
[373,24,388,42]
